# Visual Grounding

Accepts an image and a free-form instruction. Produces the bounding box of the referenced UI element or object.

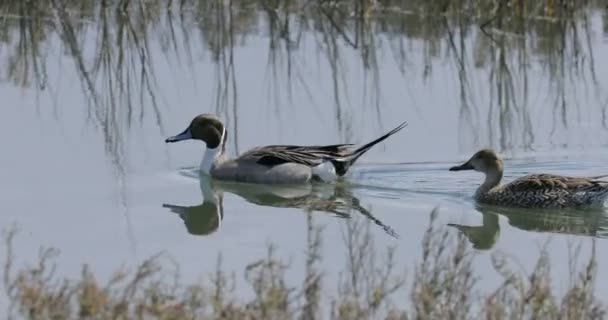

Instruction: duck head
[449,149,503,173]
[165,114,225,149]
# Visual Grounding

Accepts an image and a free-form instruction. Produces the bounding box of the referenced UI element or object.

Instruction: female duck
[166,114,407,184]
[449,149,608,209]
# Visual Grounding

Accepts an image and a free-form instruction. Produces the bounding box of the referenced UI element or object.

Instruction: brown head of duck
[450,149,505,195]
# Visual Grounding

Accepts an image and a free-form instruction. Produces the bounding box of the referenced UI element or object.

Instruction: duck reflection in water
[448,204,608,250]
[163,175,399,238]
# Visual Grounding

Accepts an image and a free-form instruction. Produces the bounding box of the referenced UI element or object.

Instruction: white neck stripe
[200,127,226,175]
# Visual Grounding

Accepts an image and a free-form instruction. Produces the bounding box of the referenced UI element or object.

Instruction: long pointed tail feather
[331,121,407,176]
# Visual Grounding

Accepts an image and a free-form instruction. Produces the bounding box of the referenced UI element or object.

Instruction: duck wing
[237,121,407,176]
[503,174,608,193]
[239,144,355,167]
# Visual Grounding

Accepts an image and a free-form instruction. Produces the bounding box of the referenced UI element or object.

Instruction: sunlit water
[1,3,608,306]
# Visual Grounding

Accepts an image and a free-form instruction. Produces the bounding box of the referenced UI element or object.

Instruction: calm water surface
[1,1,608,302]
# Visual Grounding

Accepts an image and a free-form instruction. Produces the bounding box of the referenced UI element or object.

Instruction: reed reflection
[1,0,606,175]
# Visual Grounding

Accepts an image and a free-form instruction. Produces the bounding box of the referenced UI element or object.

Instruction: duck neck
[476,168,503,198]
[200,128,226,176]
[199,176,219,204]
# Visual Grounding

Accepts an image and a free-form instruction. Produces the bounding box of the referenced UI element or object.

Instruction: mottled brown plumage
[450,149,608,209]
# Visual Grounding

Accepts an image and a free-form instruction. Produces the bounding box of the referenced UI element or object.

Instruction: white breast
[311,161,337,182]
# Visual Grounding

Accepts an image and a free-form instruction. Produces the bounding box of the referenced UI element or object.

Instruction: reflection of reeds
[46,0,169,175]
[2,209,605,319]
[0,1,49,90]
[471,1,605,151]
[0,0,606,163]
[208,0,240,154]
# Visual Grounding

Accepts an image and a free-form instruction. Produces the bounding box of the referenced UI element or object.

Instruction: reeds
[2,208,605,319]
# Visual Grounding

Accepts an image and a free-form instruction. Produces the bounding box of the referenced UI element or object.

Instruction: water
[1,0,608,304]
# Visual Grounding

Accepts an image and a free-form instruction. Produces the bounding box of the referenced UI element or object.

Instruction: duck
[449,149,608,209]
[165,114,407,184]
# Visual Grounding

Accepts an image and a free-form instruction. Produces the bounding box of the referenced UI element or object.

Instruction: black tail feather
[331,121,407,176]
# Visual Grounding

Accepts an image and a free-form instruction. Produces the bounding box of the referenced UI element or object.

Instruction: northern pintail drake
[166,114,407,184]
[449,149,608,209]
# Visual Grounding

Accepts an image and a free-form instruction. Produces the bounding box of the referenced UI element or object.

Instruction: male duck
[166,114,407,184]
[449,149,608,209]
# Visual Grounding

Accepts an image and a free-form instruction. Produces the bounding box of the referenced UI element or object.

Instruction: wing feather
[503,174,608,193]
[238,144,355,167]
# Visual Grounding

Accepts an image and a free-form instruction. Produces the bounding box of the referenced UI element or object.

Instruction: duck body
[166,114,407,184]
[211,153,315,184]
[476,173,608,209]
[450,149,608,209]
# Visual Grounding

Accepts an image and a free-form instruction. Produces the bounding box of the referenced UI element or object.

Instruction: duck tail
[331,121,407,176]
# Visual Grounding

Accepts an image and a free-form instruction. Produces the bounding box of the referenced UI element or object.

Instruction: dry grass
[2,208,606,319]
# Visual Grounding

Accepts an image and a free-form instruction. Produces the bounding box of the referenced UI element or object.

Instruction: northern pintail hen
[449,149,608,209]
[166,114,407,184]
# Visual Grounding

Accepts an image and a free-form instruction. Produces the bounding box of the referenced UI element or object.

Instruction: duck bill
[449,161,474,171]
[165,128,192,143]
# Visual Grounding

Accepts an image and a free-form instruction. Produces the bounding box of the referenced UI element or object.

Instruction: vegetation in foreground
[1,209,605,319]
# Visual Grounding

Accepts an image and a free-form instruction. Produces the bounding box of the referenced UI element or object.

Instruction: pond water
[1,0,608,303]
